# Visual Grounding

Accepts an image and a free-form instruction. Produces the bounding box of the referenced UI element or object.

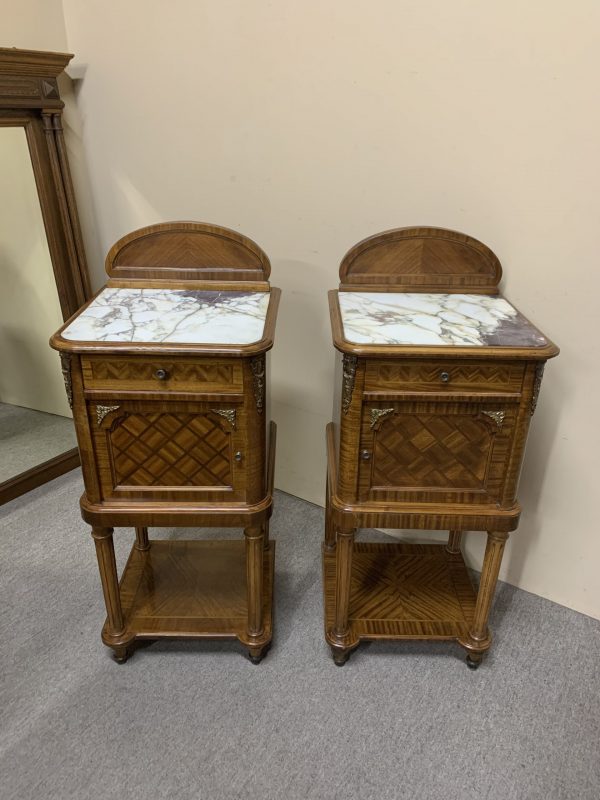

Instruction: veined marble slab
[61,288,270,344]
[338,292,547,347]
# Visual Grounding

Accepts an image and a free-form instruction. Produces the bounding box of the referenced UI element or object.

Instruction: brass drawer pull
[440,371,450,383]
[154,368,169,381]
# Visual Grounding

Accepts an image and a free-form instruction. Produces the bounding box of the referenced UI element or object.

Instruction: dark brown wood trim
[0,48,91,503]
[0,47,73,76]
[0,448,80,506]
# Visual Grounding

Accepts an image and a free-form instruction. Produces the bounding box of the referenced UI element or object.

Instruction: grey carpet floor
[0,403,76,482]
[1,470,599,800]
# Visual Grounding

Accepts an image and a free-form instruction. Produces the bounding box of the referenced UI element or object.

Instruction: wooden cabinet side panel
[500,361,538,506]
[331,350,342,466]
[70,355,102,503]
[242,356,267,504]
[337,356,365,502]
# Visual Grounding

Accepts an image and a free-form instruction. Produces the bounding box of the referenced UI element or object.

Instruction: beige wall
[1,0,67,51]
[41,0,599,618]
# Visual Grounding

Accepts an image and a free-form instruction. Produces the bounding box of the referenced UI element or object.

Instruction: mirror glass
[0,126,76,486]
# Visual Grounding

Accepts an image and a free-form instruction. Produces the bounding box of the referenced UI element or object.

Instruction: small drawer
[365,360,526,394]
[81,356,243,393]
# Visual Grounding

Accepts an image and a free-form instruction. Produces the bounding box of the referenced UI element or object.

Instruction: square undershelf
[109,539,274,641]
[323,542,477,640]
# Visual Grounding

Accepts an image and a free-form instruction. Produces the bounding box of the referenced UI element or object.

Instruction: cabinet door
[89,399,246,502]
[358,400,517,505]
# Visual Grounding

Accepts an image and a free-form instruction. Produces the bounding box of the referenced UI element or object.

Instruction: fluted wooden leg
[134,526,150,551]
[446,529,463,554]
[324,475,336,552]
[91,526,125,638]
[461,530,509,668]
[244,525,264,640]
[333,527,355,634]
[470,531,509,642]
[263,519,270,551]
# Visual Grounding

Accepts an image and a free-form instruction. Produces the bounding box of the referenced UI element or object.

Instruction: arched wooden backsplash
[106,221,271,283]
[339,227,502,293]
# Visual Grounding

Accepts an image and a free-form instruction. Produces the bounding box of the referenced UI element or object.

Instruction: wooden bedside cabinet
[51,222,280,664]
[323,227,558,668]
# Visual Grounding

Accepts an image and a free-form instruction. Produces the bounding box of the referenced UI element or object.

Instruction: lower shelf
[323,541,477,641]
[103,539,274,647]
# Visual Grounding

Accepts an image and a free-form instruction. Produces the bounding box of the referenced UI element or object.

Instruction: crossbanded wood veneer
[324,226,558,668]
[51,222,279,663]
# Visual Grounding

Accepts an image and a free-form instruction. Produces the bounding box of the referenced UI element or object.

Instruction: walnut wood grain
[460,531,509,651]
[338,226,502,292]
[50,223,278,661]
[324,226,558,667]
[82,356,243,393]
[105,221,271,283]
[331,527,355,639]
[446,530,463,554]
[323,542,478,641]
[365,360,526,393]
[91,526,125,639]
[244,526,265,638]
[103,540,274,653]
[134,526,150,551]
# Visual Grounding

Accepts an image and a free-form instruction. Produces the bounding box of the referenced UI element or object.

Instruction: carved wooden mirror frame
[0,47,91,504]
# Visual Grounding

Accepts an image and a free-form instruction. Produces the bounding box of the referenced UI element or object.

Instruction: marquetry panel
[115,540,275,641]
[359,400,516,504]
[90,400,246,502]
[82,356,242,393]
[322,542,477,639]
[338,227,502,291]
[105,221,271,283]
[365,360,525,394]
[110,413,232,488]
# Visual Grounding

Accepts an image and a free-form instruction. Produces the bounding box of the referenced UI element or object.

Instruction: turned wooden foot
[331,647,352,666]
[247,644,270,665]
[112,645,130,664]
[466,652,483,670]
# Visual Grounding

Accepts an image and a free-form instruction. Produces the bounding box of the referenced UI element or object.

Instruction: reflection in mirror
[0,126,77,484]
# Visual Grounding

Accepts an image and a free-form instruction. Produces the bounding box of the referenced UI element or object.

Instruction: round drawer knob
[154,368,169,381]
[361,450,371,461]
[440,371,450,383]
[234,451,243,462]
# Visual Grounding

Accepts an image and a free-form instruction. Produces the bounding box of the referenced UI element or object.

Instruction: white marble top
[338,292,547,347]
[61,288,270,344]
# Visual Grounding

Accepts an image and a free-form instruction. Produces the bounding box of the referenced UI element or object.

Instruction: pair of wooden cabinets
[51,223,557,668]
